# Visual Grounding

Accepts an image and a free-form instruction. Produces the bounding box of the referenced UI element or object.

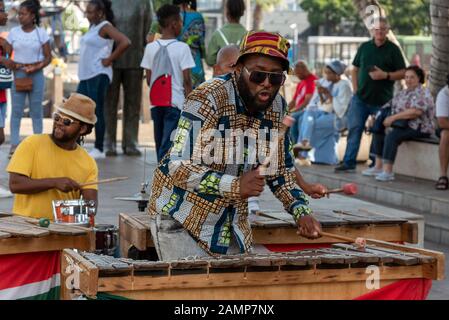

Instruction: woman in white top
[77,0,130,159]
[4,0,51,157]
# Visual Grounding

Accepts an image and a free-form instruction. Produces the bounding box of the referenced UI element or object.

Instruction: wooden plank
[330,244,419,266]
[336,210,408,224]
[103,279,399,300]
[119,213,148,251]
[402,222,419,244]
[252,224,404,245]
[3,216,89,236]
[0,232,95,255]
[0,220,51,237]
[356,239,445,280]
[325,245,380,263]
[0,231,11,239]
[96,264,428,293]
[61,249,99,298]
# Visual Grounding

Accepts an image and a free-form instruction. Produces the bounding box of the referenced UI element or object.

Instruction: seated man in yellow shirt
[7,93,99,220]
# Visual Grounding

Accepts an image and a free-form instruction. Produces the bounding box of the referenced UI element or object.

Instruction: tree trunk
[253,3,263,31]
[429,0,449,97]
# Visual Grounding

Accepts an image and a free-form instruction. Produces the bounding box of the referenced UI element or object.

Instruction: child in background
[140,4,194,162]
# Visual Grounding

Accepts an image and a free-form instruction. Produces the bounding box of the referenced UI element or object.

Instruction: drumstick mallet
[316,230,367,249]
[326,183,358,196]
[79,176,129,188]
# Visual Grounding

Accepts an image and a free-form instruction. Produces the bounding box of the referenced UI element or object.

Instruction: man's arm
[438,117,449,130]
[182,69,193,97]
[9,173,80,194]
[265,127,321,238]
[351,66,359,93]
[145,69,151,87]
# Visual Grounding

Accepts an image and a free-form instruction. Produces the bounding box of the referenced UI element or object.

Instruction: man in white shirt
[436,76,449,190]
[140,4,195,162]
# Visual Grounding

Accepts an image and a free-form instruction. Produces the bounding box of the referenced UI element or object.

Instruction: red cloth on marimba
[264,243,432,300]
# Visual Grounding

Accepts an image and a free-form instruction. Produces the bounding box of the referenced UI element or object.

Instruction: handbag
[391,119,409,129]
[13,28,43,92]
[370,106,391,134]
[14,77,33,92]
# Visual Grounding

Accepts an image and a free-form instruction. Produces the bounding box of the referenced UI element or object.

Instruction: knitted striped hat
[237,31,291,71]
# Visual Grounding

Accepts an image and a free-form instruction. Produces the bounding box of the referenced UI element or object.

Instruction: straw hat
[56,93,97,125]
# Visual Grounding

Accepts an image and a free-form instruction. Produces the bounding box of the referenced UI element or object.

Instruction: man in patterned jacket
[148,31,322,260]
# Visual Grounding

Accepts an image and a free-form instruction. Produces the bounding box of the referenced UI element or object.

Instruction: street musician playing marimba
[148,31,322,260]
[7,93,99,221]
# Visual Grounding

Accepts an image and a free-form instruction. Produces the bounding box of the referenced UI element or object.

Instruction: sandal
[435,176,449,190]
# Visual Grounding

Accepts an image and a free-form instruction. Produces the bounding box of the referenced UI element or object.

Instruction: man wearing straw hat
[7,93,99,221]
[148,31,322,260]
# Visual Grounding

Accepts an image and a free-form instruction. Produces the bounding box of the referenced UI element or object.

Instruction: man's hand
[297,215,322,239]
[369,66,388,81]
[383,115,395,128]
[102,57,113,67]
[303,183,328,199]
[239,168,265,199]
[52,178,80,193]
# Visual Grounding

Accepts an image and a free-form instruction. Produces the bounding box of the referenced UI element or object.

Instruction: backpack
[149,40,177,107]
[217,28,241,46]
[0,46,13,90]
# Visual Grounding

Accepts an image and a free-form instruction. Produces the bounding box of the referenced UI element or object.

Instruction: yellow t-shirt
[6,134,98,220]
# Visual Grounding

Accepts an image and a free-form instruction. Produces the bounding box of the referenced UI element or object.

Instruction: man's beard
[52,127,79,143]
[237,74,278,114]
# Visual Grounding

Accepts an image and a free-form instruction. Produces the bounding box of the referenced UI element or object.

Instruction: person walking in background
[335,17,406,173]
[173,0,205,88]
[140,4,194,162]
[104,0,152,157]
[77,0,130,160]
[362,66,434,182]
[4,0,51,158]
[288,61,317,146]
[206,0,247,67]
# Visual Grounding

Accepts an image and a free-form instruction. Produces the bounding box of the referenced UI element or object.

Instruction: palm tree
[429,0,449,97]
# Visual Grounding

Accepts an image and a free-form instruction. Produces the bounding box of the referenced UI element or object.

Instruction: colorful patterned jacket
[148,74,312,255]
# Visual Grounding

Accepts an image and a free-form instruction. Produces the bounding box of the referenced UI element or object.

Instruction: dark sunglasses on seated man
[243,67,286,86]
[52,112,79,127]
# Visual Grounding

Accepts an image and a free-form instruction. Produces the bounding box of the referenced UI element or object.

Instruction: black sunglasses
[53,112,79,126]
[243,67,286,86]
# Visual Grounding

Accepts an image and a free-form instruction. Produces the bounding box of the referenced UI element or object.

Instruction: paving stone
[403,192,431,213]
[431,199,449,218]
[425,224,442,244]
[376,188,403,206]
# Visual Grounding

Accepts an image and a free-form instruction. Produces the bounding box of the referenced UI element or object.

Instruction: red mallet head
[342,183,358,195]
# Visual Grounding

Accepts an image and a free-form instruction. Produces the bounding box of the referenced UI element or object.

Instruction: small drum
[94,224,118,256]
[52,199,96,227]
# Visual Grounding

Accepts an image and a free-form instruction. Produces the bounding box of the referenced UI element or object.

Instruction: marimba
[0,213,95,300]
[118,209,418,258]
[61,240,444,300]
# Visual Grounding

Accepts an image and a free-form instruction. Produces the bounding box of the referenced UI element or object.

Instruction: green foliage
[255,0,283,10]
[299,0,430,36]
[377,0,430,35]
